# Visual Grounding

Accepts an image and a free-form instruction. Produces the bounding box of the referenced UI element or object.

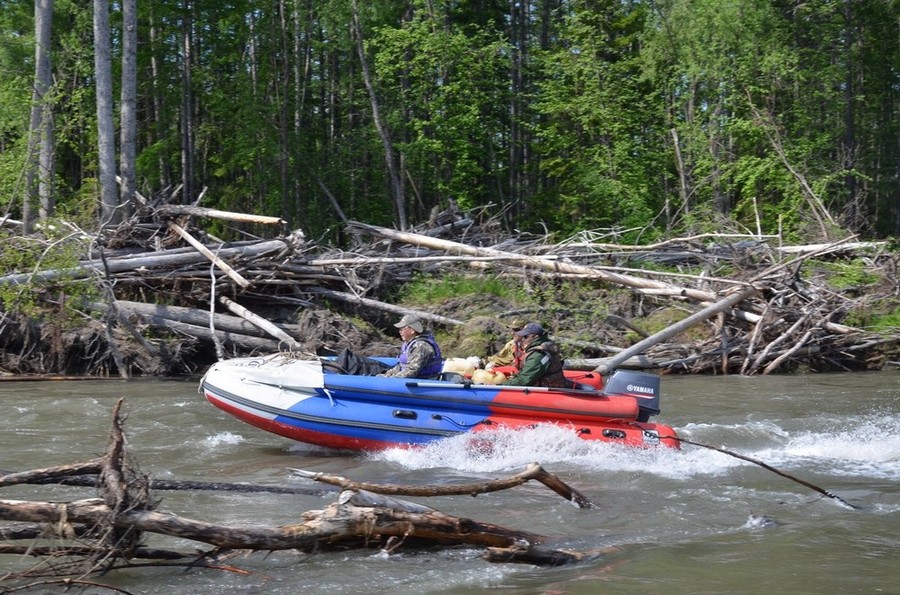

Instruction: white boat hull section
[202,355,325,418]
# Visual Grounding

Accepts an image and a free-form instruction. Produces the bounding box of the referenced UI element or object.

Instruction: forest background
[2,0,898,240]
[0,0,898,377]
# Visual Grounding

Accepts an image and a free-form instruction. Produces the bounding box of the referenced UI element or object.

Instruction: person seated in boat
[377,314,444,379]
[500,323,571,388]
[484,319,526,372]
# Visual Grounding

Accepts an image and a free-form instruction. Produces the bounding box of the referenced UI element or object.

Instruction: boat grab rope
[323,387,335,406]
[430,413,486,429]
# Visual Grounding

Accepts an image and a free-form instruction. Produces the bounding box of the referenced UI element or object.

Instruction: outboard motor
[603,370,661,422]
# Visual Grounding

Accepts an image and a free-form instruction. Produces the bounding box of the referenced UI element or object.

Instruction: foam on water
[204,431,245,447]
[371,424,735,479]
[371,411,900,482]
[764,415,900,479]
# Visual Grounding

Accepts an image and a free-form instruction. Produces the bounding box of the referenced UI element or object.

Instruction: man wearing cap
[379,314,444,379]
[500,322,570,388]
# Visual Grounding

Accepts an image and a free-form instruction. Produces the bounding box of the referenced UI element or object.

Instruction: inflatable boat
[200,353,679,451]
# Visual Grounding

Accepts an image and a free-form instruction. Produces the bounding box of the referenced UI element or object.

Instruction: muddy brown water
[1,371,898,594]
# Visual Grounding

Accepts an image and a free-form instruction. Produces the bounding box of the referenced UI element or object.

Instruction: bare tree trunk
[671,128,689,219]
[508,0,524,220]
[180,0,196,204]
[148,11,171,190]
[119,0,137,220]
[292,0,312,222]
[275,0,291,224]
[351,0,407,230]
[94,0,119,226]
[24,0,55,233]
[36,0,55,224]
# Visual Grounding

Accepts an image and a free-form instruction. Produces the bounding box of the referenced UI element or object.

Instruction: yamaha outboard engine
[603,370,661,422]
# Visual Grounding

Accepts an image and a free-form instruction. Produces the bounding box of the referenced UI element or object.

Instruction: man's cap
[515,322,545,337]
[394,314,424,333]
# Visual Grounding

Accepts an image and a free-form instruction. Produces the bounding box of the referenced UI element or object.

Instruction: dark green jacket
[502,335,569,388]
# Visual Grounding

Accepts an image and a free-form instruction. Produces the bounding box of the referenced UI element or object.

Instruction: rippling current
[1,371,898,594]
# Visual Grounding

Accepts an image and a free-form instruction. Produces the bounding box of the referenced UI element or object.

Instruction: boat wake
[767,415,900,479]
[372,424,688,476]
[373,414,900,482]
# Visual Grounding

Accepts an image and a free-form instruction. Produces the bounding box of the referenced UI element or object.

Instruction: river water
[1,371,898,594]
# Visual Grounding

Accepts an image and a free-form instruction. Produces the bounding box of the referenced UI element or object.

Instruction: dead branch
[168,220,251,288]
[217,295,302,349]
[155,204,286,226]
[290,462,594,508]
[0,460,106,488]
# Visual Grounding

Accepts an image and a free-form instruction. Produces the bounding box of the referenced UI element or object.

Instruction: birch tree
[119,0,137,218]
[94,0,119,226]
[23,0,55,233]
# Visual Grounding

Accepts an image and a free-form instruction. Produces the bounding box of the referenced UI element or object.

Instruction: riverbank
[2,207,899,377]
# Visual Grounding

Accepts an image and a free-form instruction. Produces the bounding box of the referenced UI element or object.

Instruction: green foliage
[0,224,100,323]
[397,272,530,306]
[809,259,880,290]
[531,1,669,237]
[844,300,900,334]
[371,2,508,212]
[56,178,99,228]
[864,310,900,334]
[0,0,896,242]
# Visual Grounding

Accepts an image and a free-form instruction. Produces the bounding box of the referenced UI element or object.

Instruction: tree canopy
[1,0,897,243]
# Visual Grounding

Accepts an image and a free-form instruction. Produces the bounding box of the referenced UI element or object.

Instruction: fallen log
[155,204,287,226]
[121,314,283,352]
[566,354,659,371]
[0,239,290,286]
[595,286,761,374]
[0,490,546,550]
[0,459,106,488]
[108,300,304,339]
[0,398,599,584]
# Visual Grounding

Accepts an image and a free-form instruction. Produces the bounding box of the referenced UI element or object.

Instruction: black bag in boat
[327,348,391,376]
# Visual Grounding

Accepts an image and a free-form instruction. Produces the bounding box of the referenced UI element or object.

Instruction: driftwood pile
[0,400,597,589]
[1,203,899,377]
